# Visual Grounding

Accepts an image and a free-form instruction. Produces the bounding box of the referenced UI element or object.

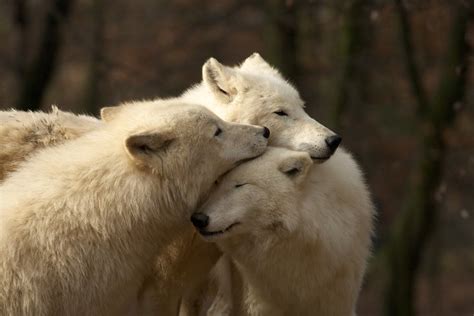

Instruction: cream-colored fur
[177,54,349,315]
[0,107,101,182]
[182,53,337,160]
[0,99,268,315]
[171,53,341,313]
[195,147,374,316]
[0,53,342,313]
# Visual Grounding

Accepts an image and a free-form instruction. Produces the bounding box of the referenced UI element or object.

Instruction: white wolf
[158,53,345,313]
[192,147,374,315]
[182,53,340,160]
[0,100,268,315]
[0,54,358,314]
[0,107,100,181]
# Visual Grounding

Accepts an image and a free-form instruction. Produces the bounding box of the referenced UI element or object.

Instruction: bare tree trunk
[83,0,105,115]
[331,0,366,130]
[16,0,74,111]
[264,0,299,83]
[393,0,429,116]
[13,0,29,82]
[384,4,472,316]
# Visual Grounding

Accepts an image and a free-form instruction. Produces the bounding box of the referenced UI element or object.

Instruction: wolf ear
[240,53,282,78]
[100,106,121,122]
[125,131,174,165]
[278,152,313,183]
[202,58,239,103]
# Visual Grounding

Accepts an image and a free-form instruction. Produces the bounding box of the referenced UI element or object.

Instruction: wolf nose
[325,135,342,153]
[262,127,270,139]
[191,213,209,229]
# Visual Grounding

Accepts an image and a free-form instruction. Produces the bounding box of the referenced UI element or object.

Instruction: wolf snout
[191,212,209,229]
[325,135,342,153]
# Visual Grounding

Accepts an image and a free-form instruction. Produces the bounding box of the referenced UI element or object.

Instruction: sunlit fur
[177,54,374,316]
[159,54,345,314]
[0,99,267,315]
[0,54,359,314]
[197,147,374,316]
[182,53,337,160]
[0,106,101,182]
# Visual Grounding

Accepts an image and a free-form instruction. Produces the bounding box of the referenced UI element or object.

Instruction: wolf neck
[225,224,355,315]
[21,132,193,256]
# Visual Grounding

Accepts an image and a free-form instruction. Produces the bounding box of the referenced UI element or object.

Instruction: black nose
[262,127,270,139]
[190,212,209,229]
[325,135,342,153]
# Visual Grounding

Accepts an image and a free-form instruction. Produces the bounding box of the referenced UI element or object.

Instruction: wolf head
[98,100,268,213]
[182,53,341,162]
[191,147,313,240]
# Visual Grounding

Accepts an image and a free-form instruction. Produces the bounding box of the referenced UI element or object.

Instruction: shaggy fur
[182,53,336,160]
[168,53,342,313]
[0,53,360,314]
[0,107,101,181]
[178,54,369,315]
[0,100,267,315]
[195,147,374,316]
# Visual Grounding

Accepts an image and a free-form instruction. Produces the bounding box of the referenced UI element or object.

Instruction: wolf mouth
[199,222,241,237]
[311,156,330,161]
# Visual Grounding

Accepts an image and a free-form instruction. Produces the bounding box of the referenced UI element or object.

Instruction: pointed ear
[240,53,282,78]
[125,131,174,164]
[202,58,239,103]
[278,152,313,183]
[100,106,121,122]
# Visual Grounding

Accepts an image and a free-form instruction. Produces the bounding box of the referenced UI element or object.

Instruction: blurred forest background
[0,0,473,315]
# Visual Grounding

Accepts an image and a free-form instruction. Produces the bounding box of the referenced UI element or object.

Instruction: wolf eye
[214,127,222,137]
[235,183,247,188]
[274,110,288,116]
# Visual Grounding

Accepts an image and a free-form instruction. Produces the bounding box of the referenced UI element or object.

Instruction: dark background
[0,1,473,315]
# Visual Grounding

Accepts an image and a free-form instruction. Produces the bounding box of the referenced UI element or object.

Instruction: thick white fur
[197,147,374,316]
[0,107,101,181]
[179,54,371,315]
[151,54,341,313]
[0,100,268,315]
[182,53,337,160]
[0,53,354,314]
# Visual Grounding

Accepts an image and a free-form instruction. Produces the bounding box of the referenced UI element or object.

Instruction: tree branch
[394,0,429,117]
[332,0,365,130]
